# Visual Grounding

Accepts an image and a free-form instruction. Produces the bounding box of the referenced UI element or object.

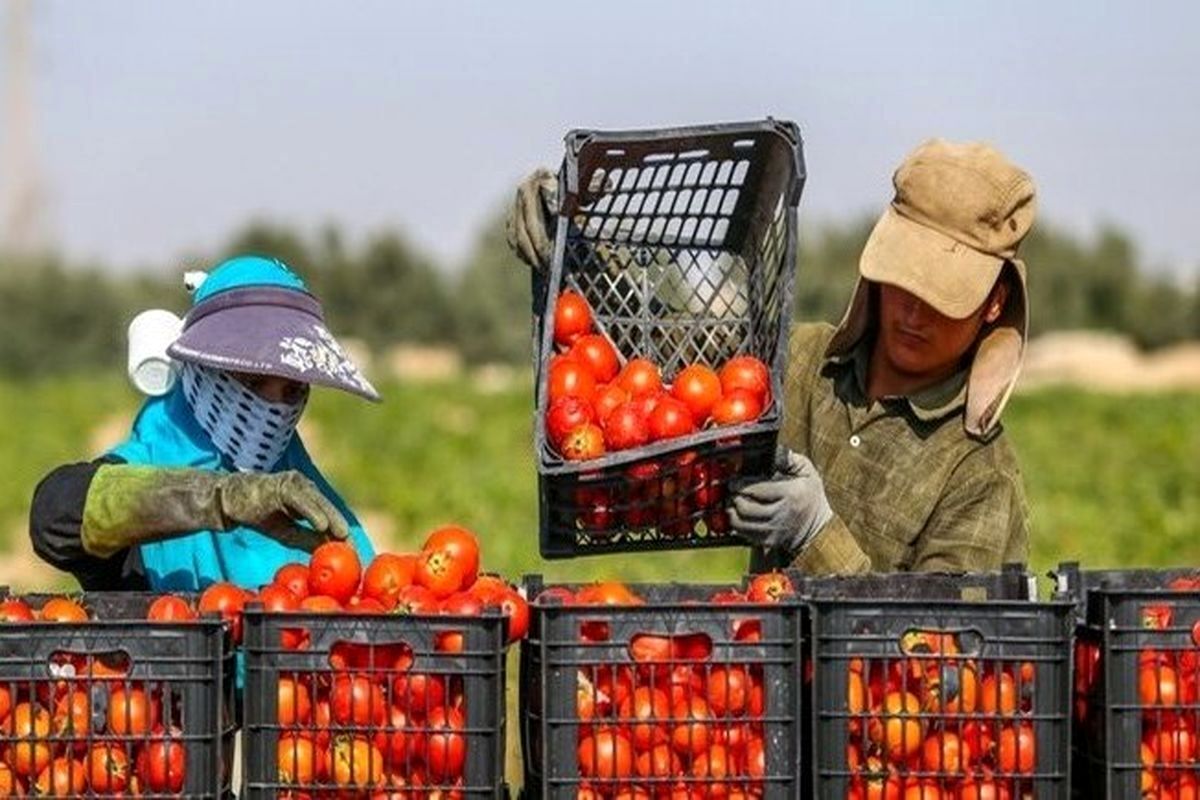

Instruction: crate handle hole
[48,649,132,680]
[328,640,414,673]
[897,627,984,659]
[629,632,713,664]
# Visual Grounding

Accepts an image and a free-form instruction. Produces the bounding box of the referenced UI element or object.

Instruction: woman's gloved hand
[81,465,349,558]
[504,167,558,272]
[730,448,834,560]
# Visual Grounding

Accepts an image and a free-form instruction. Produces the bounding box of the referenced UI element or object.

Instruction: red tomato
[277,677,312,726]
[0,599,34,622]
[603,402,651,450]
[671,364,723,425]
[592,383,629,423]
[746,572,795,603]
[618,686,670,750]
[416,548,468,599]
[719,356,770,401]
[648,397,697,440]
[468,575,510,607]
[670,696,712,756]
[500,588,531,643]
[578,728,634,779]
[146,595,196,622]
[629,390,667,422]
[423,526,481,588]
[6,702,51,777]
[393,672,446,715]
[617,358,664,398]
[394,584,439,615]
[436,592,483,653]
[575,582,644,606]
[690,743,731,781]
[108,688,157,737]
[362,553,419,609]
[258,584,305,650]
[554,290,593,348]
[921,731,969,774]
[198,582,249,643]
[634,743,681,778]
[425,706,466,779]
[139,734,186,793]
[561,423,606,461]
[1140,663,1180,706]
[331,674,387,726]
[711,388,765,426]
[86,743,130,793]
[299,594,343,613]
[308,541,363,604]
[277,733,316,784]
[39,597,88,623]
[958,778,1011,800]
[746,736,765,778]
[329,736,385,787]
[546,395,597,449]
[52,689,91,740]
[373,705,412,766]
[868,692,924,760]
[273,563,311,600]
[706,666,749,717]
[570,334,621,383]
[997,724,1035,774]
[548,357,598,404]
[34,757,86,797]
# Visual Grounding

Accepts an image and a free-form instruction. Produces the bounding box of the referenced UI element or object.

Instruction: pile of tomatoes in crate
[546,290,772,462]
[0,595,191,796]
[844,631,1039,800]
[538,573,795,799]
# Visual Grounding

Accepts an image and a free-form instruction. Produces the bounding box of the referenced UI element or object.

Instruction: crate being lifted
[533,119,806,559]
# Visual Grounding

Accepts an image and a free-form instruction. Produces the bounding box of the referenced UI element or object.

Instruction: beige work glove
[505,167,558,272]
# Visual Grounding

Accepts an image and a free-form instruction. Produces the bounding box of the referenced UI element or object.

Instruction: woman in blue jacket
[29,255,377,591]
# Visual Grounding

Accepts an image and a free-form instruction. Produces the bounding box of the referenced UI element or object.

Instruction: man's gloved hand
[82,465,350,558]
[730,448,834,559]
[504,168,558,272]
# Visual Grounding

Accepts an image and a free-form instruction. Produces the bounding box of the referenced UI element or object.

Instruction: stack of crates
[0,591,234,797]
[1056,562,1200,799]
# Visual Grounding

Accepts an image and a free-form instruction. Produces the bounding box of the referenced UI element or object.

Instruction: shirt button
[849,434,861,448]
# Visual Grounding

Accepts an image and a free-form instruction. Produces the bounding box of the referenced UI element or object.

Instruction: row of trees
[0,213,1196,377]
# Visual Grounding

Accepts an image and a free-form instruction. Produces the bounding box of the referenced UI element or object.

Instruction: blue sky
[10,1,1200,277]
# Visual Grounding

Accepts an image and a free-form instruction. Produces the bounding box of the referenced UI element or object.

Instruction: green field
[2,374,1197,587]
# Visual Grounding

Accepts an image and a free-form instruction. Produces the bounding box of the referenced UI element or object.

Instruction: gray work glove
[504,167,558,272]
[82,465,350,558]
[730,448,834,558]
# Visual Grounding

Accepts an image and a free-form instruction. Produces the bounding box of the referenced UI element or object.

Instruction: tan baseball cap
[859,139,1036,319]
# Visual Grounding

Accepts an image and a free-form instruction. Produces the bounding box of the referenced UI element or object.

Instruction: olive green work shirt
[775,323,1030,575]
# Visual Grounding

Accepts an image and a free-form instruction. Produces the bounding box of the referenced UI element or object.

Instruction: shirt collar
[826,330,968,422]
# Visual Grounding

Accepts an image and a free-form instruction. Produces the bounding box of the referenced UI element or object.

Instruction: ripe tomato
[373,704,412,766]
[52,689,91,740]
[1153,719,1196,765]
[958,777,1011,800]
[499,588,530,643]
[671,364,723,425]
[198,582,249,644]
[278,677,313,726]
[393,584,439,616]
[570,334,621,383]
[690,743,731,782]
[575,581,644,606]
[468,575,510,607]
[592,383,628,423]
[648,397,696,441]
[139,735,186,793]
[577,728,633,779]
[719,356,770,400]
[273,563,311,600]
[330,736,385,787]
[546,396,597,449]
[39,597,88,623]
[618,686,671,750]
[1140,663,1180,706]
[548,357,598,404]
[617,358,664,398]
[711,388,764,426]
[416,548,468,599]
[746,736,765,778]
[108,688,158,737]
[277,734,316,784]
[34,756,86,797]
[554,290,593,348]
[362,553,419,609]
[868,692,924,760]
[86,743,130,793]
[634,743,681,778]
[299,594,343,613]
[425,706,466,779]
[258,583,305,650]
[0,599,35,622]
[706,666,749,717]
[902,781,943,800]
[747,572,795,603]
[308,541,363,604]
[146,595,196,622]
[393,673,446,715]
[997,724,1035,774]
[921,731,969,774]
[603,402,651,450]
[980,672,1018,715]
[6,702,52,776]
[670,696,713,756]
[629,390,667,422]
[560,423,605,460]
[436,592,483,653]
[331,675,387,727]
[423,526,481,588]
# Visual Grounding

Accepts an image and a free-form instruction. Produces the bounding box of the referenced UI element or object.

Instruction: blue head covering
[109,256,375,591]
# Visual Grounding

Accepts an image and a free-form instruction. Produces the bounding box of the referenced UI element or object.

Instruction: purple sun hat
[166,255,381,402]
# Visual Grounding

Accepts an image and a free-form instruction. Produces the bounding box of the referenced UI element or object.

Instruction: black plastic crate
[241,605,508,799]
[1054,562,1200,799]
[0,591,234,798]
[519,575,805,799]
[804,571,1072,800]
[534,119,806,559]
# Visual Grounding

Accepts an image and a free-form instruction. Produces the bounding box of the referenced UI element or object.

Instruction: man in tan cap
[508,138,1034,574]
